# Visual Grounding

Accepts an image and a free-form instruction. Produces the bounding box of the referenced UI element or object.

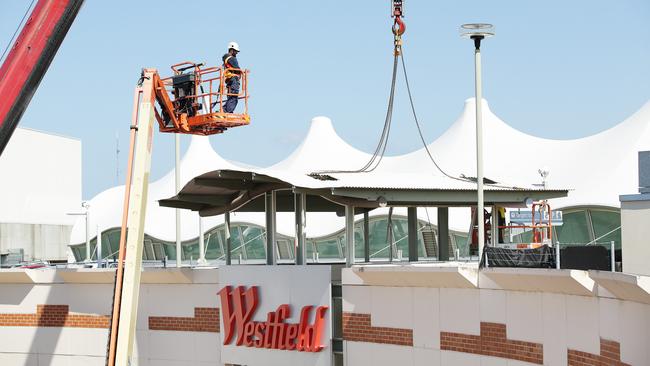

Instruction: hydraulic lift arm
[0,0,84,155]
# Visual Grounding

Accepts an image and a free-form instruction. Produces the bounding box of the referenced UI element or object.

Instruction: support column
[96,225,102,266]
[491,205,498,246]
[197,215,206,265]
[175,133,181,267]
[225,211,231,265]
[345,205,355,267]
[363,212,370,262]
[265,191,277,265]
[295,192,306,265]
[438,207,450,261]
[407,207,418,262]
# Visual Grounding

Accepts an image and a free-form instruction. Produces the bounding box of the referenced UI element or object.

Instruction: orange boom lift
[107,62,251,365]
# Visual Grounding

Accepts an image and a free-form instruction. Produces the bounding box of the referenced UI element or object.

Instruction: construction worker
[222,41,241,113]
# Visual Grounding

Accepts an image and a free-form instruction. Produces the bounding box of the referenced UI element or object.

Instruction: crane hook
[392,16,406,37]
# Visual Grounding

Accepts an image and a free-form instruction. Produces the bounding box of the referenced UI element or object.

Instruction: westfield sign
[218,285,328,352]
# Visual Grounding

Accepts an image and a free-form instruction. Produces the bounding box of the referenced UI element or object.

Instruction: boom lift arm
[107,63,250,365]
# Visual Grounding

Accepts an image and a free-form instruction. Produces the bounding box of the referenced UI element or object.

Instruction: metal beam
[193,177,255,190]
[225,211,231,265]
[295,193,306,265]
[345,205,355,267]
[265,191,277,265]
[329,188,568,206]
[363,212,370,263]
[438,207,450,261]
[407,207,418,262]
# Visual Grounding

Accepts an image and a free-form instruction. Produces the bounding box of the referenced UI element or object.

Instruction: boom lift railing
[153,61,250,136]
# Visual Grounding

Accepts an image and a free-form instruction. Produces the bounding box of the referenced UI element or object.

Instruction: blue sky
[2,0,649,199]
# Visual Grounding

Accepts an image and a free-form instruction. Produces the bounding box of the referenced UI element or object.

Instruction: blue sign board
[509,210,563,225]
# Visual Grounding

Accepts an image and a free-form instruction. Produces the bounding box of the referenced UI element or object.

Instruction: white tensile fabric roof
[70,98,650,244]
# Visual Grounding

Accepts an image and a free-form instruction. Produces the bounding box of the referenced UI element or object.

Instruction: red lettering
[253,322,265,347]
[218,286,259,346]
[296,305,313,351]
[285,324,299,350]
[218,286,328,353]
[273,305,290,349]
[243,321,255,346]
[263,312,274,348]
[309,306,328,352]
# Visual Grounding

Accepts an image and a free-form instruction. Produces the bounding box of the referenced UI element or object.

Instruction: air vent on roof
[308,173,338,181]
[460,174,497,184]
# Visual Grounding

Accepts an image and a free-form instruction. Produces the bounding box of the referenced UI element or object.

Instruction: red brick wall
[148,307,219,333]
[342,312,413,346]
[441,322,543,365]
[0,305,109,328]
[568,338,630,366]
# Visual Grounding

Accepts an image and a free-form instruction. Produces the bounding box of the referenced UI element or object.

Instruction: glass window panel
[241,225,266,260]
[555,211,591,244]
[369,219,389,259]
[163,243,177,260]
[453,233,469,257]
[589,210,621,249]
[230,226,245,260]
[182,242,199,261]
[317,238,342,259]
[204,230,224,260]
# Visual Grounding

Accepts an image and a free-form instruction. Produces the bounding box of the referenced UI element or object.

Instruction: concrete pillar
[265,191,277,265]
[438,207,450,261]
[295,193,306,265]
[408,207,418,262]
[363,212,370,262]
[345,205,355,267]
[225,211,231,265]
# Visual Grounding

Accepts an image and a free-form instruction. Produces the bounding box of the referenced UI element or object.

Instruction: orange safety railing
[153,61,250,135]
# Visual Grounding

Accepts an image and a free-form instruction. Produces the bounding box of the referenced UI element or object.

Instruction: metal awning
[159,169,569,217]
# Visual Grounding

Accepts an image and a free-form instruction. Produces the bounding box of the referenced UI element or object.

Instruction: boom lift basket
[152,61,250,135]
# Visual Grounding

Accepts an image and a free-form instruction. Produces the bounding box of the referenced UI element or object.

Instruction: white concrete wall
[621,199,650,276]
[0,269,223,366]
[0,127,81,226]
[343,268,650,366]
[0,223,72,261]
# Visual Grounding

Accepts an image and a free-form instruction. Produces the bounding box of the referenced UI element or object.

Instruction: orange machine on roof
[152,61,250,135]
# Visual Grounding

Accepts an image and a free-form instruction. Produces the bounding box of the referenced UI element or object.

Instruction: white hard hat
[228,41,240,52]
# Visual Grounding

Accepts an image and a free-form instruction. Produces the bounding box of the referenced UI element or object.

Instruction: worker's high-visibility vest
[223,56,238,79]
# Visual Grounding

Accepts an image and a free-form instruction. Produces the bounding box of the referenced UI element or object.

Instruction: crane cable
[315,12,492,186]
[314,16,403,175]
[0,0,37,65]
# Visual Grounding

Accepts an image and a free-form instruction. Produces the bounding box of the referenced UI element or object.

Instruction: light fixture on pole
[460,23,495,261]
[67,201,91,262]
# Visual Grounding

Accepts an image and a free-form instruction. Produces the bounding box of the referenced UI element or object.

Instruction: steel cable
[0,0,37,66]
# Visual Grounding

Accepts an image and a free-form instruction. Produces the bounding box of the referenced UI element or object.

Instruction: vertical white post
[610,241,616,272]
[97,225,102,267]
[345,205,355,267]
[84,209,90,262]
[225,211,232,265]
[556,243,561,269]
[198,215,206,265]
[175,133,181,267]
[474,44,485,262]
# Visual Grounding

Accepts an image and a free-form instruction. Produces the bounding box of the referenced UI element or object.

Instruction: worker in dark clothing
[222,41,241,113]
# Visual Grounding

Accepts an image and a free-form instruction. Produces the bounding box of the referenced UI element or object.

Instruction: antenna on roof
[115,131,120,185]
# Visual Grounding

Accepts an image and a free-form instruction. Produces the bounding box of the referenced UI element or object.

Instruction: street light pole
[82,201,90,262]
[461,23,495,261]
